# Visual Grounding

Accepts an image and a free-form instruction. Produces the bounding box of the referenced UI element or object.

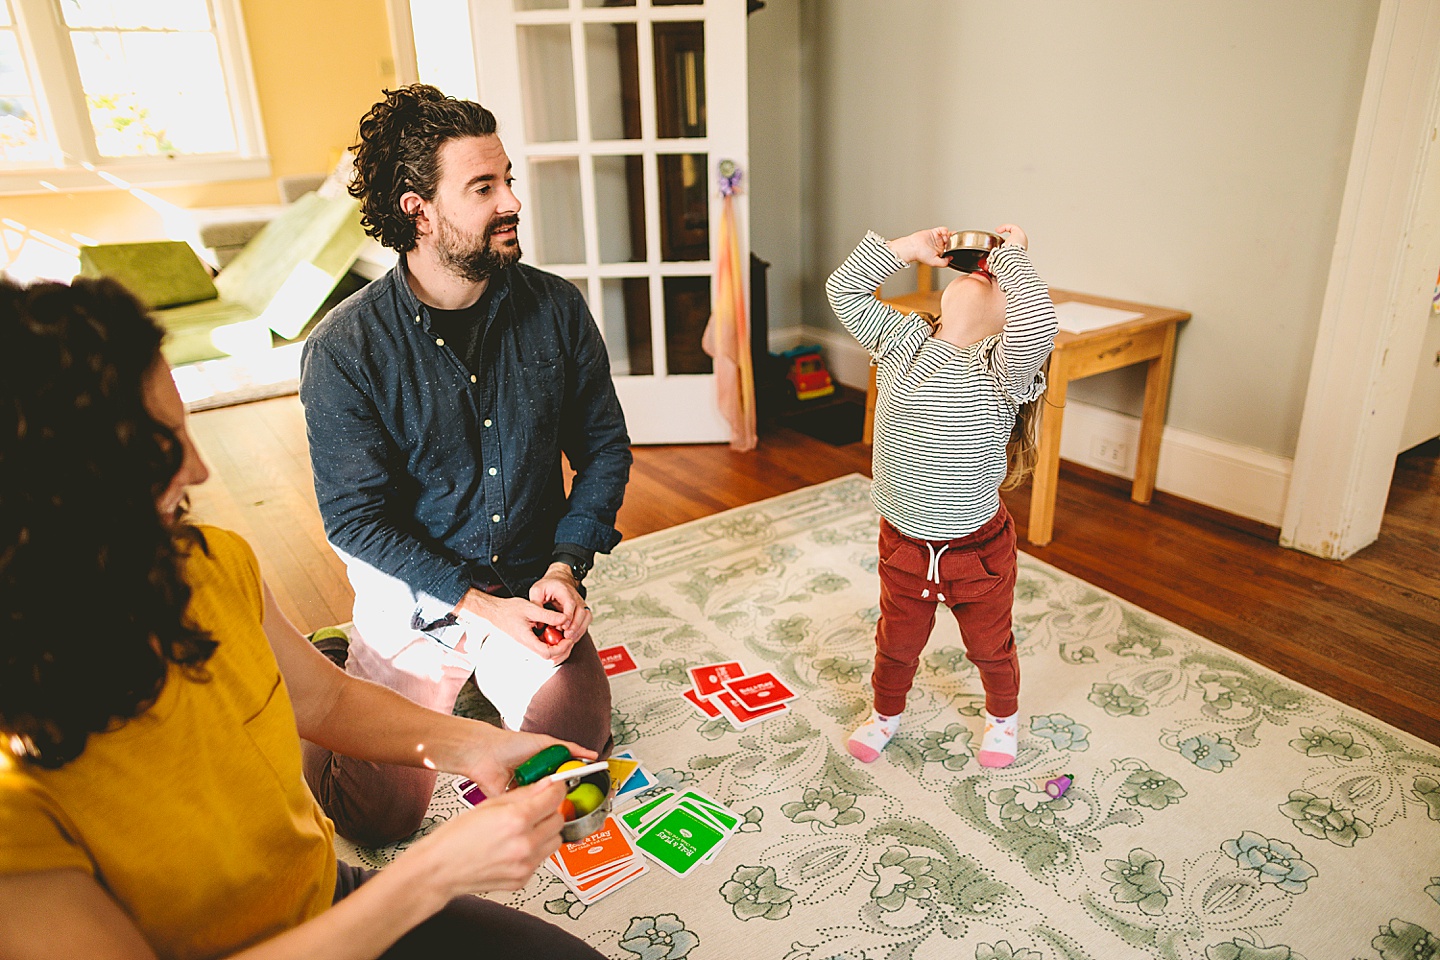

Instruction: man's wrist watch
[552,551,591,583]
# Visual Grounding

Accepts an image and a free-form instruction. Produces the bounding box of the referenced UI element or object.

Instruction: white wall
[783,0,1378,463]
[747,0,806,336]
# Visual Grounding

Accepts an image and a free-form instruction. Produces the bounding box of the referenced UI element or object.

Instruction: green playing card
[619,790,675,833]
[634,807,725,876]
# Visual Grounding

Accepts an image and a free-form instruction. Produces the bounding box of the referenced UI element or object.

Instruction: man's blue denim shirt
[299,257,632,630]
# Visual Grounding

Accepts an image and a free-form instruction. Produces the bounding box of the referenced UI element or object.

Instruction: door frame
[1282,0,1440,559]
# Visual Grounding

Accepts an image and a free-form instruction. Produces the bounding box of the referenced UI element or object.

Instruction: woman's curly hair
[1,277,215,768]
[350,84,498,252]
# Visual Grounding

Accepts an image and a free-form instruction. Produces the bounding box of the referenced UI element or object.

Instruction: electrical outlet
[1091,436,1128,468]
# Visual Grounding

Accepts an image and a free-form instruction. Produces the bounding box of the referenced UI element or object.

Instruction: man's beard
[436,212,522,283]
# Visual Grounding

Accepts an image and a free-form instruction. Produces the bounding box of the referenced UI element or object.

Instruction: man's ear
[401,191,431,238]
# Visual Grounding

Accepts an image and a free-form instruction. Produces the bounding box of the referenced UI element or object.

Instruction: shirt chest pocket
[513,357,563,445]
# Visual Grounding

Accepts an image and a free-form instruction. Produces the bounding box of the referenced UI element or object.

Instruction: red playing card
[598,644,639,677]
[713,688,789,728]
[687,660,746,697]
[682,688,722,719]
[722,671,797,710]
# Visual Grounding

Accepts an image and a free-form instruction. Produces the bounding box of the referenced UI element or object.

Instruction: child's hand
[886,228,951,267]
[996,224,1029,250]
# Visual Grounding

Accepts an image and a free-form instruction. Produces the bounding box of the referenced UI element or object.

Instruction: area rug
[334,474,1440,960]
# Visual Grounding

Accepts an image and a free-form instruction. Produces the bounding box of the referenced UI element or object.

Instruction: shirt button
[491,514,501,522]
[484,419,493,427]
[470,375,477,383]
[435,338,444,346]
[414,315,420,323]
[488,467,497,476]
[491,554,499,562]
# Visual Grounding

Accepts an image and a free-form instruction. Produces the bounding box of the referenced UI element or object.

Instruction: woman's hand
[886,227,952,267]
[996,223,1028,250]
[454,727,598,799]
[406,779,569,897]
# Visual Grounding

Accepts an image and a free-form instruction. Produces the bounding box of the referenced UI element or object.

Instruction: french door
[402,0,749,443]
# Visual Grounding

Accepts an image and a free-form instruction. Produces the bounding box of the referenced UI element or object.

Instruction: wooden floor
[188,396,1440,747]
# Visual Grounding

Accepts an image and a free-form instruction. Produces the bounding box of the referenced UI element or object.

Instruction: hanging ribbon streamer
[701,159,758,451]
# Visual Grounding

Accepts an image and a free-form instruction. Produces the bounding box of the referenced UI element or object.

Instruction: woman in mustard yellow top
[0,277,605,959]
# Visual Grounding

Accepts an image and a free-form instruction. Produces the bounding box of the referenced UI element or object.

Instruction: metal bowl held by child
[943,229,1003,273]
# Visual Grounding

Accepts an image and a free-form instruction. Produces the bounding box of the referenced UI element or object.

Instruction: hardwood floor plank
[187,396,1440,746]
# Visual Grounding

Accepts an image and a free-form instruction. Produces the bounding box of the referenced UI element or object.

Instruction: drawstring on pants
[920,542,949,603]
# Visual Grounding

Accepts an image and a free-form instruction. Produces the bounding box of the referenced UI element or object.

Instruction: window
[0,0,267,193]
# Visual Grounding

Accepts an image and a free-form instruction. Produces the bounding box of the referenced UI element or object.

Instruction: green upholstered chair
[78,191,367,366]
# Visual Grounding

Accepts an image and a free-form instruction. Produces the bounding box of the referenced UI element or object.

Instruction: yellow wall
[4,0,395,245]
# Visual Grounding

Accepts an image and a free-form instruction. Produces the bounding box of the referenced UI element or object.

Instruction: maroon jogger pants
[871,504,1020,718]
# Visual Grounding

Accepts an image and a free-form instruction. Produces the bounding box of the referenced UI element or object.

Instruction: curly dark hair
[350,84,499,252]
[0,276,216,769]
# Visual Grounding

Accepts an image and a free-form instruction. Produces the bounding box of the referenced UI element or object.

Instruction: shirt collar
[393,255,514,331]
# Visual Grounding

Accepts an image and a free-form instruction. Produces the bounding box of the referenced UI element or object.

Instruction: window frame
[1,0,269,194]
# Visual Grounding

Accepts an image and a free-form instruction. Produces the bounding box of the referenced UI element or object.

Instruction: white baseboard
[771,325,1292,528]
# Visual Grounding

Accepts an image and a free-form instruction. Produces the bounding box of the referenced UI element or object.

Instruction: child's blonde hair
[1002,398,1042,490]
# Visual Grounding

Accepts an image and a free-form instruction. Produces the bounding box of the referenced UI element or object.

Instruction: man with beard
[298,85,631,845]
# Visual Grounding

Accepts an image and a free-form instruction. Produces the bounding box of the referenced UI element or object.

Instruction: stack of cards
[682,661,797,729]
[617,788,742,878]
[545,815,648,903]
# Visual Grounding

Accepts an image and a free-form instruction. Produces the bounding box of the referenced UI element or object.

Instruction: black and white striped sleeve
[826,232,929,359]
[986,243,1058,401]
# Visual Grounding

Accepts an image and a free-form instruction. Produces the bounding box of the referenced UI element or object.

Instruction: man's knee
[520,636,613,754]
[303,741,436,846]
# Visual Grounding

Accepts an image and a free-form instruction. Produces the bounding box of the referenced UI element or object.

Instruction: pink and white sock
[977,711,1019,768]
[847,711,901,763]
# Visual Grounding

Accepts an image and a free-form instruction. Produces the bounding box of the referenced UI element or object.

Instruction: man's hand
[454,588,571,663]
[886,227,952,267]
[530,564,593,649]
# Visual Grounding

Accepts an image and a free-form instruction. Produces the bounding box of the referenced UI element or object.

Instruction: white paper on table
[1055,301,1146,335]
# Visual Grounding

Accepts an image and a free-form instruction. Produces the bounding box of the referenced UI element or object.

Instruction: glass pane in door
[517,24,576,142]
[514,0,566,9]
[664,276,711,375]
[594,155,646,263]
[601,278,653,376]
[585,22,639,141]
[583,0,635,8]
[658,153,707,262]
[653,21,704,138]
[527,157,584,264]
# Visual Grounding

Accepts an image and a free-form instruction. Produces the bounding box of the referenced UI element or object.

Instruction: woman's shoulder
[179,525,262,603]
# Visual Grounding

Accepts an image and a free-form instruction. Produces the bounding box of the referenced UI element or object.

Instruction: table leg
[1028,356,1069,546]
[1132,323,1177,504]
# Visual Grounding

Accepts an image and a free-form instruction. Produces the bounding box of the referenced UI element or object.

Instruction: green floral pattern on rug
[334,476,1440,959]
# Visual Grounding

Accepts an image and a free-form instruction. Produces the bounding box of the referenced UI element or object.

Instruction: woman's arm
[262,584,593,797]
[0,779,568,960]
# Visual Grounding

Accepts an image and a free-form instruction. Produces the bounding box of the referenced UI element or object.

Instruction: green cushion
[78,241,218,309]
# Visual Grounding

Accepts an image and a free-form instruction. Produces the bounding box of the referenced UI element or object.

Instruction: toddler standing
[826,225,1057,768]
